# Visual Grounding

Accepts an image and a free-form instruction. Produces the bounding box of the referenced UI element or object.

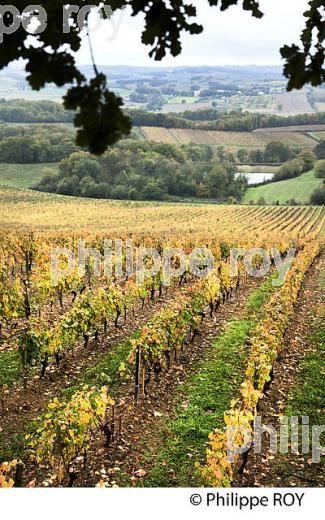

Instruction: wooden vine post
[134,345,141,404]
[23,332,28,390]
[141,367,146,399]
[14,462,24,487]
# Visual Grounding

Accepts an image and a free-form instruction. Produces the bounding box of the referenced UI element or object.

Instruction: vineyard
[0,190,324,487]
[139,126,317,150]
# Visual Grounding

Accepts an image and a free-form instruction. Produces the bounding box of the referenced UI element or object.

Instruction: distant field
[139,126,316,150]
[310,131,325,140]
[3,122,75,130]
[161,102,212,113]
[276,92,314,114]
[131,126,146,139]
[165,96,197,104]
[254,130,316,146]
[0,163,58,188]
[244,169,322,204]
[0,87,66,102]
[255,124,325,133]
[238,164,280,173]
[229,94,277,114]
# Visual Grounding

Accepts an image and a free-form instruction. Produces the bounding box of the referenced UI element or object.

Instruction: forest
[36,140,247,201]
[0,124,77,163]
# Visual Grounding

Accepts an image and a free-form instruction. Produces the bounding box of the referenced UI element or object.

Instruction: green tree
[237,148,249,164]
[59,152,101,180]
[264,141,292,163]
[37,168,59,192]
[56,175,80,196]
[315,140,325,160]
[310,184,325,205]
[110,184,130,199]
[143,181,166,200]
[298,150,316,171]
[79,175,98,197]
[315,160,325,178]
[273,158,304,181]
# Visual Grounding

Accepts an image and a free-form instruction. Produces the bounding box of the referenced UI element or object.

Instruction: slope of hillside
[244,169,323,204]
[0,164,323,207]
[0,163,58,189]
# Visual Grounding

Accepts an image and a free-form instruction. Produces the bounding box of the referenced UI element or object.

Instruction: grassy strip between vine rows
[201,242,320,487]
[135,275,279,487]
[0,350,21,388]
[286,318,325,428]
[285,265,325,455]
[266,265,325,485]
[0,273,276,464]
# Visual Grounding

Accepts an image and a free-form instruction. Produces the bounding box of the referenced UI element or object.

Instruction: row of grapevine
[26,385,114,486]
[128,262,243,401]
[201,241,320,486]
[0,239,322,487]
[6,258,245,485]
[16,270,176,386]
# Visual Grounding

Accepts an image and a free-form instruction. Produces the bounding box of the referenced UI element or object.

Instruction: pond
[236,172,275,185]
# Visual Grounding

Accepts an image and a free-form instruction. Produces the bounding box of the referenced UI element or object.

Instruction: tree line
[310,141,325,205]
[0,99,324,133]
[0,124,77,163]
[0,99,74,123]
[36,140,247,202]
[0,118,318,174]
[130,109,325,132]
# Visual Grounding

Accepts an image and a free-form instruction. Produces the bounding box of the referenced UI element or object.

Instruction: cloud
[74,0,309,67]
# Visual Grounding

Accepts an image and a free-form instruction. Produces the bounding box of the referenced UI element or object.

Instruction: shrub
[314,160,325,179]
[314,140,325,160]
[310,185,325,205]
[273,158,304,181]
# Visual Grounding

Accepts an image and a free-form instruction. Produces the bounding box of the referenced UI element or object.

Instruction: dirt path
[233,251,325,487]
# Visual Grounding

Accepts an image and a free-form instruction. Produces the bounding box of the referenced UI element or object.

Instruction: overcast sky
[74,0,309,67]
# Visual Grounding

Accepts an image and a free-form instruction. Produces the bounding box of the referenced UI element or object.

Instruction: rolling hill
[0,163,58,189]
[244,169,323,204]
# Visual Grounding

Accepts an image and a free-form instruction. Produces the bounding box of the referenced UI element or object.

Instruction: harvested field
[276,91,314,114]
[140,126,316,149]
